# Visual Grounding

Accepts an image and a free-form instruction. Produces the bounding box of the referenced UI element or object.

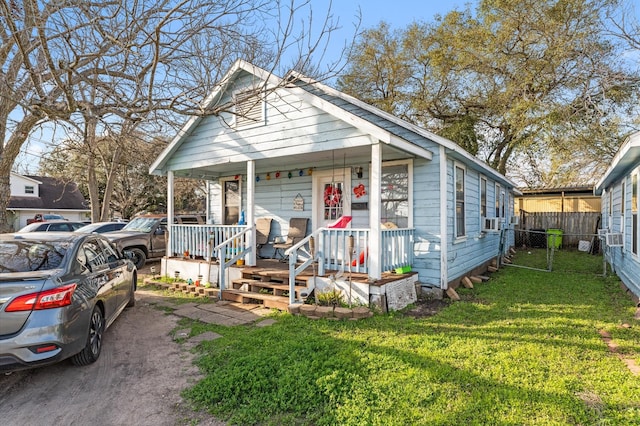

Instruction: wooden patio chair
[255,217,273,259]
[273,217,309,261]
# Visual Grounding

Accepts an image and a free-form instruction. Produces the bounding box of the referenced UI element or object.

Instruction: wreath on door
[324,185,342,206]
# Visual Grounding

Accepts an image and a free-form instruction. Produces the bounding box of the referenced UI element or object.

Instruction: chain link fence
[508,229,606,275]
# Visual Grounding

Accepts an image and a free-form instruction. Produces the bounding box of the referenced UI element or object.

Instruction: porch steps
[223,268,313,310]
[231,279,306,299]
[221,289,290,311]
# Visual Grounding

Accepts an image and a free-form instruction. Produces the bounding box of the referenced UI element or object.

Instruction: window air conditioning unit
[482,217,501,232]
[605,233,623,247]
[510,215,520,225]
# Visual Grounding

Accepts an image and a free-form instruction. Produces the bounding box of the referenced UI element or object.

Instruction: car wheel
[126,273,136,308]
[71,306,105,366]
[126,248,146,269]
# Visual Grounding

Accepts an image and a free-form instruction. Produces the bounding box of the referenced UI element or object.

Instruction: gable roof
[150,60,282,174]
[8,175,89,211]
[284,71,518,190]
[10,172,42,185]
[151,60,519,192]
[594,131,640,195]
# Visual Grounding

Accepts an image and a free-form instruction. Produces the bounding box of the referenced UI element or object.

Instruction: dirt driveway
[0,264,224,426]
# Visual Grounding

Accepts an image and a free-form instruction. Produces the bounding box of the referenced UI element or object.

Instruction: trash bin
[547,229,563,249]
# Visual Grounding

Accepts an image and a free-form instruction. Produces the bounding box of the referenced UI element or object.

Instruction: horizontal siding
[412,156,442,286]
[601,171,640,299]
[446,157,516,283]
[166,87,371,171]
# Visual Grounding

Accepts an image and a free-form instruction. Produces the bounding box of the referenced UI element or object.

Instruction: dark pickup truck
[105,214,205,268]
[104,215,168,268]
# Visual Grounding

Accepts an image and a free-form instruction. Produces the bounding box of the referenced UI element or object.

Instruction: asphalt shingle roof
[8,175,88,210]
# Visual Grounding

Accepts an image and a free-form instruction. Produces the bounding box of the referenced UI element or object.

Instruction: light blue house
[595,131,640,302]
[150,60,519,308]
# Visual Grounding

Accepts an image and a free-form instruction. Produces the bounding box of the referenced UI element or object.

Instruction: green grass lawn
[175,252,640,425]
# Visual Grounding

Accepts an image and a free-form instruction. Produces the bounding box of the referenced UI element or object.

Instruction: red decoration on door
[353,183,366,198]
[324,185,342,206]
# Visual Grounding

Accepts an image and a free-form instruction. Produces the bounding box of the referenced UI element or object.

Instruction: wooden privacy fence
[516,211,601,248]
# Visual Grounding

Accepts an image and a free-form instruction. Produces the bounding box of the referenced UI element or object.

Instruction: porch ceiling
[173,144,414,179]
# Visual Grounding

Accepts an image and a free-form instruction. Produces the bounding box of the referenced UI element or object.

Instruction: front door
[312,168,352,229]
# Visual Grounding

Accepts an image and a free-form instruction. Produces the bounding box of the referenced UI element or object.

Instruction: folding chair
[273,218,309,261]
[255,217,273,259]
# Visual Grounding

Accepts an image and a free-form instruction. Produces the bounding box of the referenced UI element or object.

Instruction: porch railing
[212,226,252,295]
[170,224,247,259]
[382,228,414,272]
[285,227,414,305]
[170,224,414,305]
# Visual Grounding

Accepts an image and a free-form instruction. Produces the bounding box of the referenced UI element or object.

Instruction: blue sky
[329,0,471,28]
[17,1,476,174]
[307,0,474,67]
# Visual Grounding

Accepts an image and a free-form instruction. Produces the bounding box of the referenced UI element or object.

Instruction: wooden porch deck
[220,258,414,310]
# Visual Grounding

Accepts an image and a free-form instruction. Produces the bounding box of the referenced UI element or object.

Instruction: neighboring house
[8,173,90,230]
[516,186,600,214]
[515,186,602,248]
[150,60,519,305]
[594,131,640,301]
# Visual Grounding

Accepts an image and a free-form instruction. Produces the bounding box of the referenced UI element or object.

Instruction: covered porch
[162,217,417,309]
[159,246,419,312]
[162,138,428,275]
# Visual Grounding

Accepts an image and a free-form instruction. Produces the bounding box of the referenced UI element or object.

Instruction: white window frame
[633,172,638,256]
[380,159,413,228]
[608,188,613,231]
[480,176,487,229]
[24,185,34,194]
[621,180,626,247]
[220,175,242,225]
[454,163,466,240]
[495,183,505,218]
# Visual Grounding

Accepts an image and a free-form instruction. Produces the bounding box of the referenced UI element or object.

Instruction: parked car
[75,221,127,234]
[26,213,66,224]
[0,232,137,372]
[18,220,86,233]
[105,214,206,268]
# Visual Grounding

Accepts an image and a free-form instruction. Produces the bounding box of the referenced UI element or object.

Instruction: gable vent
[234,90,264,128]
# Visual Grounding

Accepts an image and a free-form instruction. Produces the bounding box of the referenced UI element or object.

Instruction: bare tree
[1,0,356,230]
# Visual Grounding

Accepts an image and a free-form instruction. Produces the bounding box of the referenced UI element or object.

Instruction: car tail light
[4,284,77,312]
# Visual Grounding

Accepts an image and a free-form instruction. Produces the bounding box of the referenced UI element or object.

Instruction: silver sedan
[0,232,137,372]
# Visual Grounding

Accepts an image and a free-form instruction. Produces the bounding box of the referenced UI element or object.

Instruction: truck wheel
[126,248,146,269]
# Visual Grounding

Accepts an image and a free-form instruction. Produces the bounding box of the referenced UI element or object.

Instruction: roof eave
[594,132,640,195]
[289,71,517,191]
[149,60,283,175]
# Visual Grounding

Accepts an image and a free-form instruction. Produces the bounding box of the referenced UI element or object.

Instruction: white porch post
[166,170,175,258]
[439,146,448,289]
[369,140,382,280]
[246,160,256,266]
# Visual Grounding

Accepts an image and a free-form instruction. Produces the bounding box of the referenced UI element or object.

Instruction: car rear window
[0,240,70,272]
